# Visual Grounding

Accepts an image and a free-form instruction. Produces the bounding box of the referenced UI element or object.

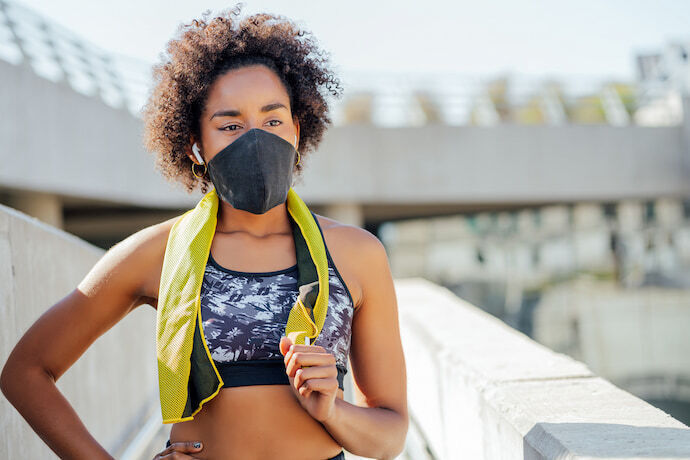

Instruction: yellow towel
[156,187,329,423]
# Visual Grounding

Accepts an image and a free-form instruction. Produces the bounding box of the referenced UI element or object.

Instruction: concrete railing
[396,277,690,459]
[0,203,165,459]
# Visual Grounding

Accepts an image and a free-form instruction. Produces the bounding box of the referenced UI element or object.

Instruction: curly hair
[141,3,344,194]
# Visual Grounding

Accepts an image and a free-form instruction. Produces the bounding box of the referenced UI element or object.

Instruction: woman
[0,4,407,460]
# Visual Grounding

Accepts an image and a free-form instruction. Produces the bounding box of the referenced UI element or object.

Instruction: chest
[198,256,354,370]
[147,218,362,310]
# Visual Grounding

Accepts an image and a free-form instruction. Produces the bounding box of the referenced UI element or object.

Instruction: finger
[282,342,326,367]
[300,384,312,398]
[160,441,203,456]
[285,342,326,355]
[298,376,339,398]
[294,364,338,390]
[160,454,201,459]
[279,336,293,356]
[287,352,334,378]
[159,454,201,459]
[285,351,336,377]
[283,345,323,366]
[286,349,335,373]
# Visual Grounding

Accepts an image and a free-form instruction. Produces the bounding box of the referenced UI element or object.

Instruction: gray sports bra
[199,236,355,391]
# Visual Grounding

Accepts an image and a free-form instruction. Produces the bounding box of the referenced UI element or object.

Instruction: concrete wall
[397,277,690,459]
[533,278,690,405]
[0,59,193,208]
[0,203,162,459]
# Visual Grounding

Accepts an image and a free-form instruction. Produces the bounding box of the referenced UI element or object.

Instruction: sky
[12,0,690,82]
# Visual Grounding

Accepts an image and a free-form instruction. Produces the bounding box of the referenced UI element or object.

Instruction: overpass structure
[1,0,690,248]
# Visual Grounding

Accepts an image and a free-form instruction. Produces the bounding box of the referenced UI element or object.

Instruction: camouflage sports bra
[199,230,355,391]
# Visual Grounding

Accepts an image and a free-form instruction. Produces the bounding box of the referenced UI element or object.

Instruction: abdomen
[168,385,344,460]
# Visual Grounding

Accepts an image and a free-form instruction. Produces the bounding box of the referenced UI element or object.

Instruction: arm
[0,220,171,460]
[321,230,409,460]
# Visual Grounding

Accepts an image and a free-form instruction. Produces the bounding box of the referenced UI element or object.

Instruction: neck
[215,200,292,238]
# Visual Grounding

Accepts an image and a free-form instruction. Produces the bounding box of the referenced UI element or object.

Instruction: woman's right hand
[153,441,204,459]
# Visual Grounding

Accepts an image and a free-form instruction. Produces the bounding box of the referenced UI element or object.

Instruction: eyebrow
[209,102,288,120]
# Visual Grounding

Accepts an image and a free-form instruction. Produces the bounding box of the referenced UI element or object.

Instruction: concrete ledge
[395,278,690,459]
[0,203,161,459]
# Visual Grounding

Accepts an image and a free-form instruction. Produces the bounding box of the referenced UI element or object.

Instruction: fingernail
[289,345,294,352]
[194,442,202,449]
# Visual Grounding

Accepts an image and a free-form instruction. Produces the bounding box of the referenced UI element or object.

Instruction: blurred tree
[342,91,374,124]
[413,90,443,125]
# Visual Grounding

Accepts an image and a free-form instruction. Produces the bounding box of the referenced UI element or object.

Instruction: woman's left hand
[280,334,338,424]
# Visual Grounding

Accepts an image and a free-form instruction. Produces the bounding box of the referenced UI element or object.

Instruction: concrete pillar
[573,202,605,229]
[541,205,570,234]
[8,190,63,229]
[617,200,644,232]
[682,95,690,175]
[322,202,364,228]
[655,197,684,229]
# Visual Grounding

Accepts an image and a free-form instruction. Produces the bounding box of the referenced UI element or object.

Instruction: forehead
[204,64,290,110]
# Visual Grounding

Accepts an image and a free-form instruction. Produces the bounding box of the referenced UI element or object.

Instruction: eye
[220,124,241,131]
[267,119,282,126]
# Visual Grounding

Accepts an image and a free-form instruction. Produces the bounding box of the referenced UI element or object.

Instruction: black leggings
[165,439,345,460]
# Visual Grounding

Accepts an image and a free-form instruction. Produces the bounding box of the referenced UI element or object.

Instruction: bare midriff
[168,384,345,460]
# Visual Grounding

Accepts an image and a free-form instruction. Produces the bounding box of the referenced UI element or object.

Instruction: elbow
[0,358,51,400]
[0,371,7,398]
[0,356,24,399]
[0,359,17,400]
[380,410,409,460]
[0,353,15,395]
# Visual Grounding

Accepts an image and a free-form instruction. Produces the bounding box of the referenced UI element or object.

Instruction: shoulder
[313,214,389,310]
[101,214,185,306]
[314,213,385,257]
[113,214,180,261]
[73,213,185,315]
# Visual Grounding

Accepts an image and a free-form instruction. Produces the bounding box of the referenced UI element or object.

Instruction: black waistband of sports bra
[214,359,346,391]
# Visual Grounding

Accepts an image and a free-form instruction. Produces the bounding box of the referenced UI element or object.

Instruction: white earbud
[294,134,297,149]
[192,143,204,164]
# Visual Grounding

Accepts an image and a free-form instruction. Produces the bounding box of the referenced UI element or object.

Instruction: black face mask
[207,128,297,214]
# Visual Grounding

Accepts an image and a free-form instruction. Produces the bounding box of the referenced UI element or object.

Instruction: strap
[288,211,318,288]
[287,208,321,333]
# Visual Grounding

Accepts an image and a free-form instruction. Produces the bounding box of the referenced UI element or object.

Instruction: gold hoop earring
[192,161,207,178]
[295,150,301,166]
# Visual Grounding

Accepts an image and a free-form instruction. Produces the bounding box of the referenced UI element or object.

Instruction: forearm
[321,398,408,460]
[1,366,113,460]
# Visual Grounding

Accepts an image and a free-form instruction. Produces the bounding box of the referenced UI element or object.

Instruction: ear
[186,138,202,164]
[293,116,300,149]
